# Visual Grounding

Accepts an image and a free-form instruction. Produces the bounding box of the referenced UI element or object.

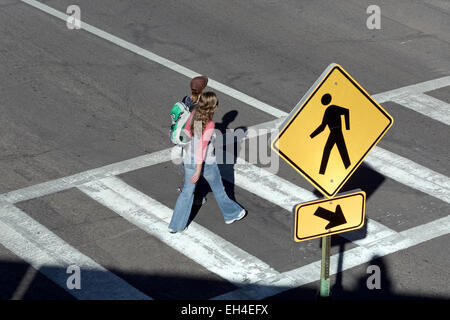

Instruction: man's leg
[319,134,336,175]
[335,133,351,169]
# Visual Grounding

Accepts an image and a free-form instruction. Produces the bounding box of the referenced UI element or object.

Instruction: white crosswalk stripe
[7,0,450,299]
[212,214,450,299]
[78,177,280,287]
[0,78,448,299]
[390,93,450,126]
[230,159,398,246]
[0,201,151,300]
[367,146,450,204]
[372,76,450,103]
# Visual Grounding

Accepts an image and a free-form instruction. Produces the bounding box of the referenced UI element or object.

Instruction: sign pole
[319,235,331,298]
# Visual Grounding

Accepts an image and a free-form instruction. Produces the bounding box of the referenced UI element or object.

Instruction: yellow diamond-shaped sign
[272,64,393,198]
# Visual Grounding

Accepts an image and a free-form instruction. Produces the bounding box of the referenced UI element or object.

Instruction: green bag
[169,101,191,145]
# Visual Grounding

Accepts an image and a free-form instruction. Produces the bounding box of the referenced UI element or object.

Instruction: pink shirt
[184,111,215,164]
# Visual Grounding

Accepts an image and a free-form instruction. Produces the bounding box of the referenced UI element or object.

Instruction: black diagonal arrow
[313,205,347,229]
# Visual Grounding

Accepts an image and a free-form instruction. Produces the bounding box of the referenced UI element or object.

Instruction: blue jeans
[169,160,243,232]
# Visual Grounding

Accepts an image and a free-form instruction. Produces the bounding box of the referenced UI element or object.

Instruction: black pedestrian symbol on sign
[310,93,351,175]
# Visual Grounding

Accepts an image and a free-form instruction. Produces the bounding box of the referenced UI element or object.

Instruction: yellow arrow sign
[294,190,366,242]
[272,64,393,198]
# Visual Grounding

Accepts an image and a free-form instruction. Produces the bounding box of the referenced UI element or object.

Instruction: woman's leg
[169,162,197,232]
[203,161,244,222]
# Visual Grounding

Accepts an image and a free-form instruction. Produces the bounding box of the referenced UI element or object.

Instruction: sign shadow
[312,162,386,296]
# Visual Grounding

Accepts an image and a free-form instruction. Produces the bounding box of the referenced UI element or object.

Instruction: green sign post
[320,235,331,297]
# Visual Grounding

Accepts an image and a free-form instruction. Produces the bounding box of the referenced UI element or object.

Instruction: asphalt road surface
[0,0,449,301]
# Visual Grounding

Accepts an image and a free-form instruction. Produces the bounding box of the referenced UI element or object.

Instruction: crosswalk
[2,0,449,299]
[0,75,448,299]
[78,177,280,287]
[390,93,450,126]
[0,201,150,300]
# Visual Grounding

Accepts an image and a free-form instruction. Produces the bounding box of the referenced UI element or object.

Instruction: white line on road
[0,201,151,300]
[14,0,450,300]
[229,159,398,247]
[16,1,450,208]
[390,93,450,126]
[78,177,280,286]
[367,146,450,204]
[372,76,450,103]
[21,1,450,123]
[212,213,450,299]
[0,118,283,204]
[2,118,448,208]
[20,0,287,118]
[0,148,173,204]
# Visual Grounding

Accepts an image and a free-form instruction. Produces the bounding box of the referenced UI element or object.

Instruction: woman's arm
[190,121,215,184]
[195,121,215,164]
[189,163,203,184]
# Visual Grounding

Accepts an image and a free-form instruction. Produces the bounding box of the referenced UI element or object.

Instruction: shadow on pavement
[311,161,387,294]
[0,258,446,301]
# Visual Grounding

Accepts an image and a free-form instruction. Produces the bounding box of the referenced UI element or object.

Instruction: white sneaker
[225,209,247,224]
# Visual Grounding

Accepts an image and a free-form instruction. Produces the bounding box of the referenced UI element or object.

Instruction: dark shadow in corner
[331,254,394,300]
[0,258,445,301]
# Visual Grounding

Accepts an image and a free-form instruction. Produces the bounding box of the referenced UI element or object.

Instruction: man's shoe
[225,209,247,225]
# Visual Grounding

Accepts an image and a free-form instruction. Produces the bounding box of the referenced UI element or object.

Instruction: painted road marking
[1,117,448,207]
[0,118,282,204]
[229,158,398,246]
[21,0,450,126]
[367,146,450,204]
[0,201,151,300]
[13,0,450,299]
[372,76,450,103]
[0,148,174,204]
[78,177,280,286]
[26,0,450,125]
[20,0,287,118]
[390,93,450,126]
[16,1,449,206]
[212,214,450,299]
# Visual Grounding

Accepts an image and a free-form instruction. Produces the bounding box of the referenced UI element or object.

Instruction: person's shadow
[187,110,247,224]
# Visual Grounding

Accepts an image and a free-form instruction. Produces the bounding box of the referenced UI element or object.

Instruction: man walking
[310,93,351,175]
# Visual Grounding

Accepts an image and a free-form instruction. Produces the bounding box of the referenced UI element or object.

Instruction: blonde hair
[190,91,218,136]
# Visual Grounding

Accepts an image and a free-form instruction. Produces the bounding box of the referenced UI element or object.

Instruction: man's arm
[310,121,326,138]
[342,108,350,130]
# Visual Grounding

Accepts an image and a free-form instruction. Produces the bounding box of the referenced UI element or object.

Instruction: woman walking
[169,92,246,233]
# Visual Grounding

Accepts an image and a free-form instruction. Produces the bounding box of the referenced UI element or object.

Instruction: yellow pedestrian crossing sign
[271,64,393,198]
[294,190,366,242]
